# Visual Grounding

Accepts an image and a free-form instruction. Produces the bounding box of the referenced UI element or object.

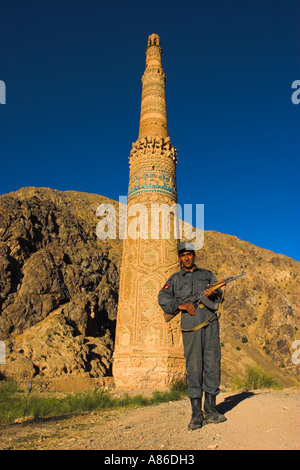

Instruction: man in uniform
[158,242,226,430]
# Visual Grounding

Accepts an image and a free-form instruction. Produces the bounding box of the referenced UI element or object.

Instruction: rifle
[178,269,246,313]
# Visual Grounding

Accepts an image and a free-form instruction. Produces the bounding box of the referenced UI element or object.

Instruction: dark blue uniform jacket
[158,265,222,330]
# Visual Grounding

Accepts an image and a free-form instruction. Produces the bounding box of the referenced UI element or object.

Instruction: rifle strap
[181,311,218,332]
[181,287,226,333]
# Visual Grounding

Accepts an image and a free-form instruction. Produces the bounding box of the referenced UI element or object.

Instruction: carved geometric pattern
[113,34,185,389]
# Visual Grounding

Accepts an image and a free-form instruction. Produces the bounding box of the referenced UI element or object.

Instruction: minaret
[138,33,168,139]
[112,34,185,389]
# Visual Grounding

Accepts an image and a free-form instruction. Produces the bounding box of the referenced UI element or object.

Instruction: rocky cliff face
[0,187,121,385]
[0,187,299,389]
[197,231,300,386]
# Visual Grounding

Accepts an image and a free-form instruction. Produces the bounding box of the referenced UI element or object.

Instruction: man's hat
[177,241,195,254]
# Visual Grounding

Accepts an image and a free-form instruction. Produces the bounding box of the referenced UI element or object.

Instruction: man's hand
[178,302,195,315]
[204,287,215,299]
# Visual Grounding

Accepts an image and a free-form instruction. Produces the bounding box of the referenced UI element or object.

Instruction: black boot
[204,392,227,423]
[188,398,205,431]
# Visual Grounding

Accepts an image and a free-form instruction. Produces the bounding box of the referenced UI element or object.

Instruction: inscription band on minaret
[112,34,185,389]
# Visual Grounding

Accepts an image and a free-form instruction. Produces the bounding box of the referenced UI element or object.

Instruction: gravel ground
[0,388,299,451]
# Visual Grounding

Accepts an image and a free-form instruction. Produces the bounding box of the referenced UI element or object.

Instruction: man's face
[179,250,195,270]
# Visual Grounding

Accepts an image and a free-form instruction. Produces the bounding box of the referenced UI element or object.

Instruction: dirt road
[0,388,299,451]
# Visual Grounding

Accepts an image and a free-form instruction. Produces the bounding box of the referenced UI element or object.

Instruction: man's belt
[181,311,218,332]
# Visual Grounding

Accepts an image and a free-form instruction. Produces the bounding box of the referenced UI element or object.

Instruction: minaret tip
[147,33,161,47]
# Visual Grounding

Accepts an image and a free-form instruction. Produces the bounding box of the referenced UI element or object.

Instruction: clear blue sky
[1,0,299,261]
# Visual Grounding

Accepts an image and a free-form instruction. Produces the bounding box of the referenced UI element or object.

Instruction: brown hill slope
[0,187,299,389]
[198,231,300,386]
[0,187,121,384]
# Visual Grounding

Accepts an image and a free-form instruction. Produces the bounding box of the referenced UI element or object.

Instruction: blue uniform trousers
[182,315,221,399]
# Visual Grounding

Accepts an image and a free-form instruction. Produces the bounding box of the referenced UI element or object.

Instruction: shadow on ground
[217,391,256,415]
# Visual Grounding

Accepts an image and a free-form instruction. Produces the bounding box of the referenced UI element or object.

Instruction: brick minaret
[112,34,185,388]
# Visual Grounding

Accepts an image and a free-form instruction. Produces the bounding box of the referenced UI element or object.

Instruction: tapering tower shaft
[138,34,168,138]
[113,34,185,389]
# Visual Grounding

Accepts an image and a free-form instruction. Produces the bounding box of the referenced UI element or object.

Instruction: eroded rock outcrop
[0,187,120,382]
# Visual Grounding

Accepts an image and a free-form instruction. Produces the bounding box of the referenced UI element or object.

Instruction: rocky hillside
[197,231,300,387]
[0,187,299,389]
[0,187,121,386]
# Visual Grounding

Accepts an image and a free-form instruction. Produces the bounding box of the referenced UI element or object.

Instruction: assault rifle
[178,269,246,313]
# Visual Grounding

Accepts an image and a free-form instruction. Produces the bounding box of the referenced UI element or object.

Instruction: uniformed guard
[158,242,227,430]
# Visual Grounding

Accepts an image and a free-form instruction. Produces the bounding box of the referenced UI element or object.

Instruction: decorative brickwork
[113,34,185,389]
